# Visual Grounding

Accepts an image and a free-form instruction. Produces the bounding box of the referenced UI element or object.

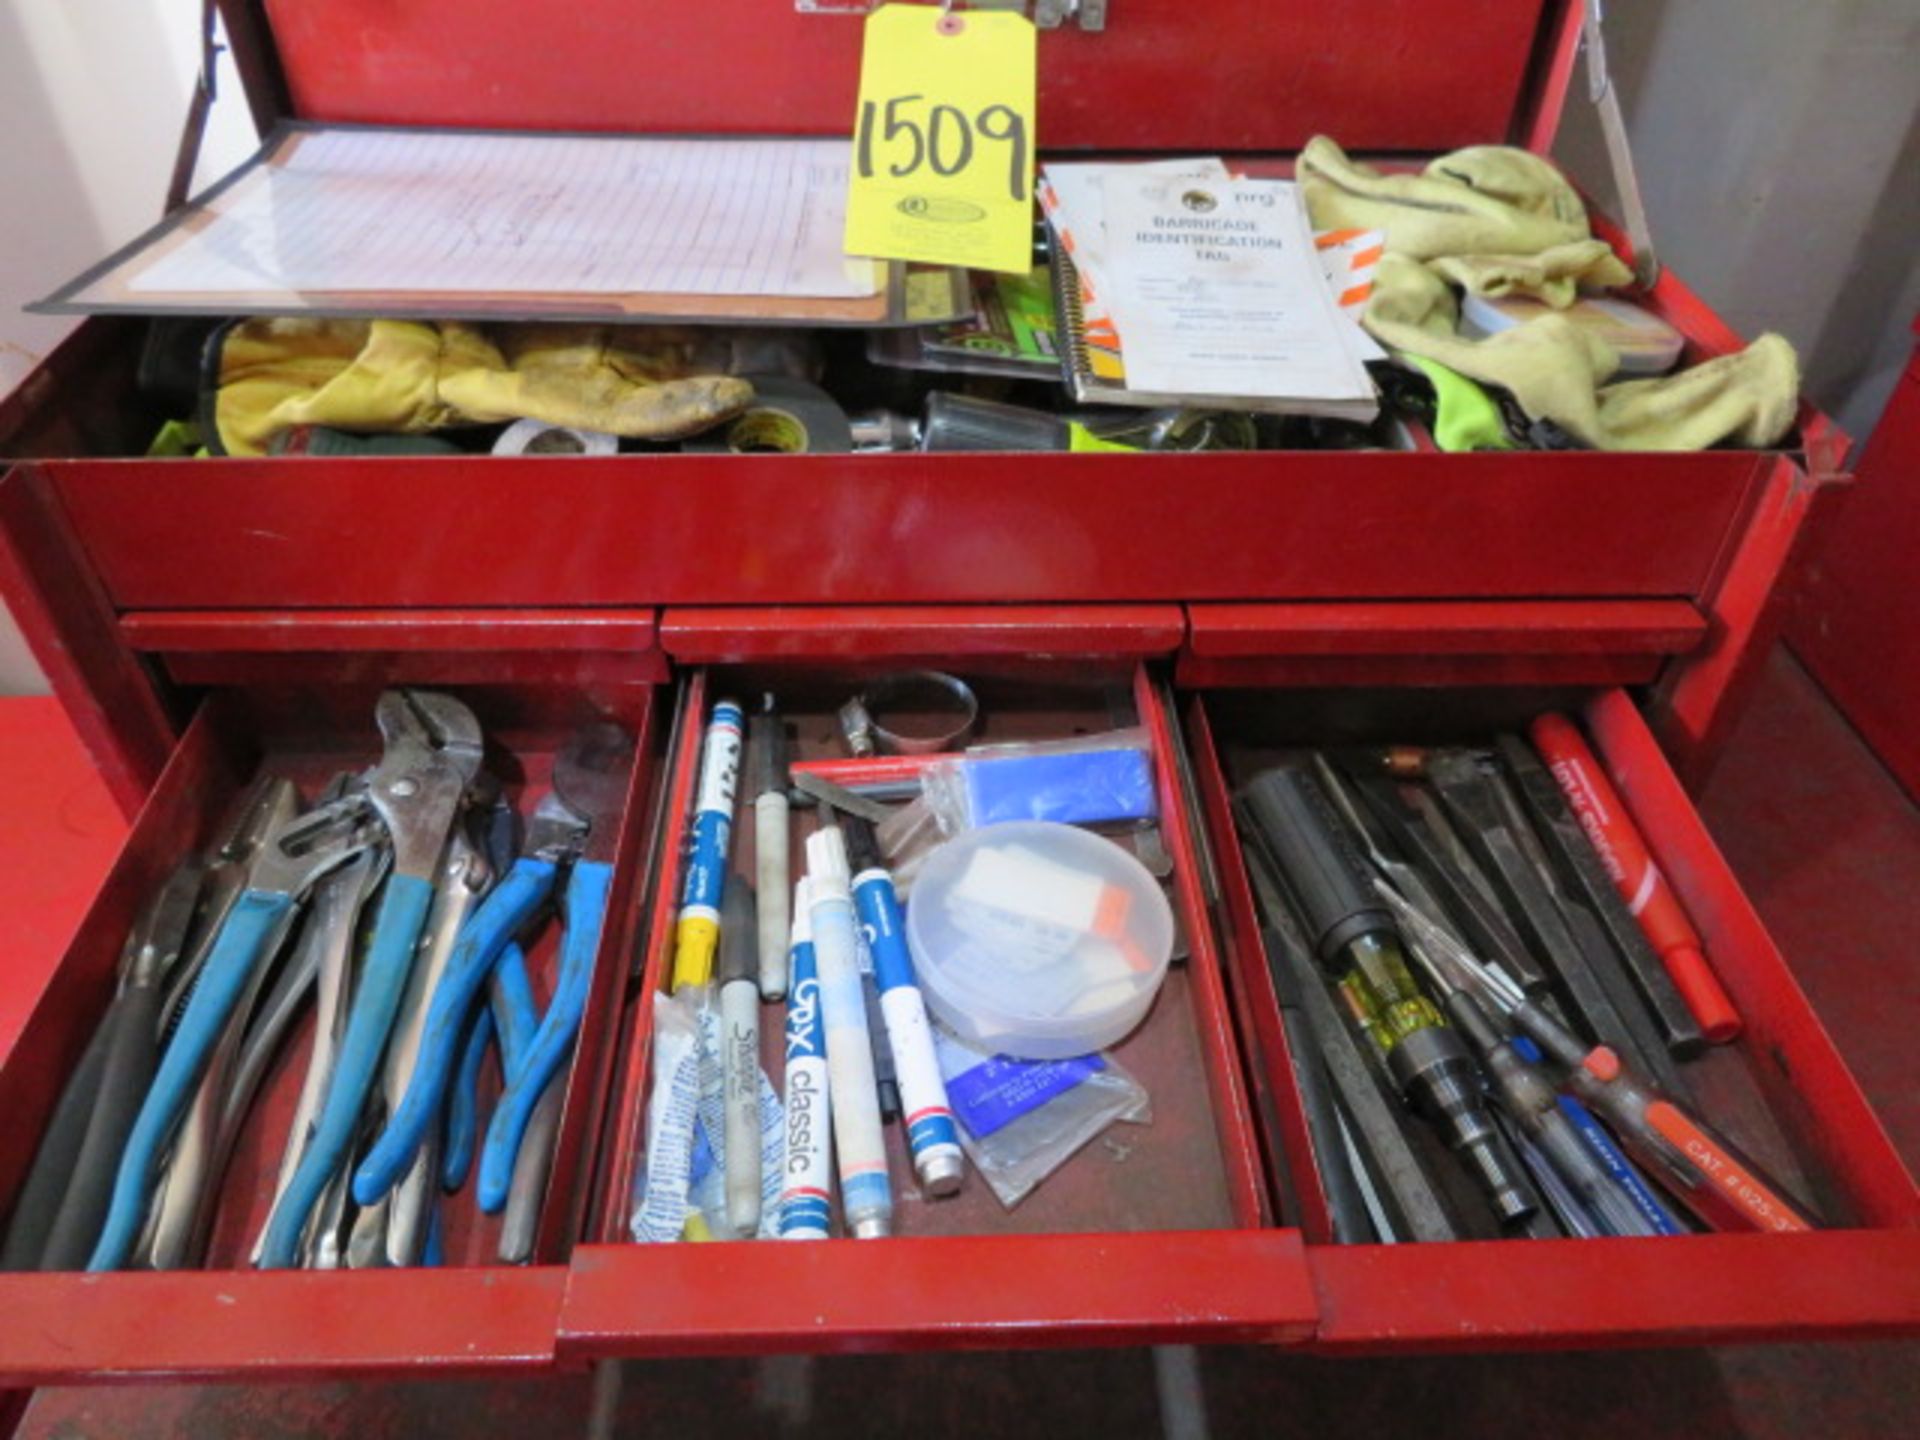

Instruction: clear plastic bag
[932,1026,1150,1208]
[629,989,703,1242]
[630,988,782,1242]
[921,728,1159,835]
[876,795,943,898]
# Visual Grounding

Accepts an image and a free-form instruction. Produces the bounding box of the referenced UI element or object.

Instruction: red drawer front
[1306,1230,1920,1352]
[40,451,1761,611]
[1187,682,1920,1351]
[661,604,1186,665]
[0,1268,566,1386]
[0,671,664,1382]
[121,607,667,689]
[560,653,1313,1357]
[1181,599,1709,690]
[565,1230,1314,1356]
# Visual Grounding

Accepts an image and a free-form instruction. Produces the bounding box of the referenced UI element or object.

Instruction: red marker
[1528,713,1741,1043]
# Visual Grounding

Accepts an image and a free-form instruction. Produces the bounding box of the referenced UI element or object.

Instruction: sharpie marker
[671,698,744,991]
[718,878,761,1238]
[845,816,964,1197]
[778,879,833,1241]
[805,826,893,1239]
[1529,712,1740,1042]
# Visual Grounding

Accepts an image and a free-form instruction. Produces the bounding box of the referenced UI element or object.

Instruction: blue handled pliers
[255,690,484,1269]
[355,722,631,1219]
[88,787,378,1271]
[440,940,536,1193]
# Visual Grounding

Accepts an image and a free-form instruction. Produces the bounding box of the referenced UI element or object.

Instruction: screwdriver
[1377,882,1815,1234]
[1394,907,1665,1238]
[1243,766,1539,1229]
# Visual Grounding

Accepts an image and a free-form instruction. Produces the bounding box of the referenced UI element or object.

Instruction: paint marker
[671,698,743,991]
[778,879,833,1240]
[751,695,792,1000]
[805,826,893,1239]
[845,816,964,1198]
[718,878,761,1238]
[1528,712,1740,1042]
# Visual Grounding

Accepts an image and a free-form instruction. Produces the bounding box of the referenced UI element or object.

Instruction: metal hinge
[165,0,224,214]
[1582,0,1658,287]
[796,0,1109,33]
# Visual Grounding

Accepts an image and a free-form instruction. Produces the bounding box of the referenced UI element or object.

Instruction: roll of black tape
[687,376,853,454]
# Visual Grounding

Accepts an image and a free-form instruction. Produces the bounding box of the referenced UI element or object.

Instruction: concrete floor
[11,650,1919,1438]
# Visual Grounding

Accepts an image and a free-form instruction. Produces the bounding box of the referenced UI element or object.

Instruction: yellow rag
[1364,254,1799,452]
[1300,136,1799,452]
[215,318,755,457]
[1299,137,1630,289]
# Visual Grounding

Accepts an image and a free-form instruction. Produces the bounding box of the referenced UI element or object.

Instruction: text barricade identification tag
[844,5,1037,275]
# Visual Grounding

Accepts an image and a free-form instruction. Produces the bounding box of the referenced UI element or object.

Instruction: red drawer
[0,664,665,1383]
[1186,678,1920,1350]
[559,614,1318,1355]
[1182,599,1710,691]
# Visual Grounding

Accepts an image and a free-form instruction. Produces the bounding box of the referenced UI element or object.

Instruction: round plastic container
[905,821,1175,1059]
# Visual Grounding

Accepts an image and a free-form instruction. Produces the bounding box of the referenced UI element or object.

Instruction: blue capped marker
[844,817,964,1198]
[671,698,744,991]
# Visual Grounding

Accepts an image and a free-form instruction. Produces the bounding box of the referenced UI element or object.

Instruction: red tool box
[0,0,1912,1391]
[1786,318,1920,802]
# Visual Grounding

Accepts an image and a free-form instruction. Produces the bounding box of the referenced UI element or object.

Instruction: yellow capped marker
[670,698,744,991]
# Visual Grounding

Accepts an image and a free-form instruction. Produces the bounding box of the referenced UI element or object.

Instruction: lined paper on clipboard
[37,126,969,326]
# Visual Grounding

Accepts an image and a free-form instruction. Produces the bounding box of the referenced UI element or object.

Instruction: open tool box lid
[0,0,1843,798]
[242,0,1572,153]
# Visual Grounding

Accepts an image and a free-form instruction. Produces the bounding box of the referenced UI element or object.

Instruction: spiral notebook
[1041,162,1378,420]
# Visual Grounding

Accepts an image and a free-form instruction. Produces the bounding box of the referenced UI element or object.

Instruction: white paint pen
[844,816,964,1197]
[717,878,762,1238]
[778,878,833,1240]
[750,695,792,1000]
[805,826,893,1239]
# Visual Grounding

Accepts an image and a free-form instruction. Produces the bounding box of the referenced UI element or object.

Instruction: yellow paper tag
[844,5,1037,275]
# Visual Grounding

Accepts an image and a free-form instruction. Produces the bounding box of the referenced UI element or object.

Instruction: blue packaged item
[930,1027,1149,1207]
[944,1050,1108,1139]
[926,729,1157,832]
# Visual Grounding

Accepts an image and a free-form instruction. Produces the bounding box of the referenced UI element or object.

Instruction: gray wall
[0,0,255,695]
[1556,0,1920,445]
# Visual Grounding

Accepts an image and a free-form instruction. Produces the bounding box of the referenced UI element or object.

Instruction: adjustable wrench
[258,690,483,1269]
